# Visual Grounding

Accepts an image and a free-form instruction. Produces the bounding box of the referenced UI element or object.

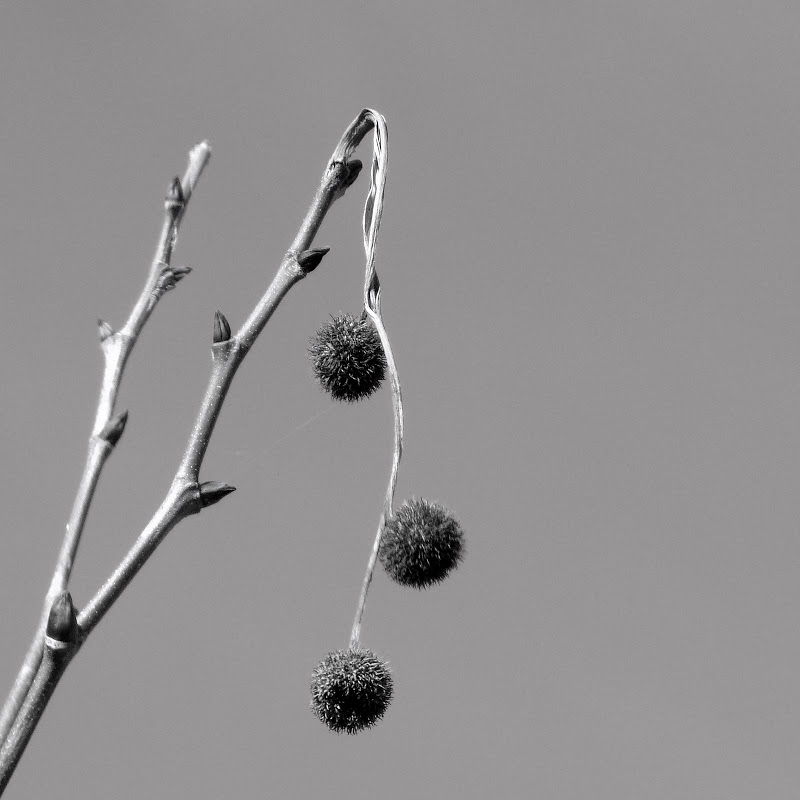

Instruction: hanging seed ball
[310,647,393,734]
[379,498,465,588]
[308,313,386,402]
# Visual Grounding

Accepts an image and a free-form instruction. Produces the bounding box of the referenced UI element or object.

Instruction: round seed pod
[379,499,465,588]
[308,313,386,402]
[310,647,393,734]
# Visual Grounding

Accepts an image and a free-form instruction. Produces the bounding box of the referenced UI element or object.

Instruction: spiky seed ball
[310,647,393,734]
[379,498,465,588]
[308,313,386,402]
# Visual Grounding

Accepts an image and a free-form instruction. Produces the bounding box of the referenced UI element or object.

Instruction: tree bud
[213,310,231,344]
[97,319,114,343]
[99,410,129,447]
[46,591,78,644]
[199,481,236,508]
[165,176,185,214]
[297,248,330,274]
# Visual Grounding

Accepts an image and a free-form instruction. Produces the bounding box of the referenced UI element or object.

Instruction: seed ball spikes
[308,313,386,402]
[379,499,465,588]
[310,648,393,734]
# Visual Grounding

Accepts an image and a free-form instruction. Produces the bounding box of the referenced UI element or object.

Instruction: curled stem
[345,111,404,649]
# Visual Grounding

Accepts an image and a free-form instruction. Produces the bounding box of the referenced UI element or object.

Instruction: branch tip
[212,310,232,344]
[190,140,212,161]
[199,481,237,508]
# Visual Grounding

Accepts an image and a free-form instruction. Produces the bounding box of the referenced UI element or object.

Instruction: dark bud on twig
[170,265,192,281]
[46,591,78,644]
[97,319,114,343]
[297,247,330,274]
[213,310,231,344]
[199,481,236,508]
[310,647,393,734]
[165,176,185,215]
[98,410,129,447]
[379,499,465,589]
[154,265,192,296]
[342,159,363,191]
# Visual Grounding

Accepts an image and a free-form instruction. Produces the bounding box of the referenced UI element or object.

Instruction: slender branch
[0,142,211,748]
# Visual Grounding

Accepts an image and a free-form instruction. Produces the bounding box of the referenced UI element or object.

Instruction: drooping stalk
[346,111,405,649]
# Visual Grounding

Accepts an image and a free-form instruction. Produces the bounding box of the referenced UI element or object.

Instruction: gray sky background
[1,1,800,797]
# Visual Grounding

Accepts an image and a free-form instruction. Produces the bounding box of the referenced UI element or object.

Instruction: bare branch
[0,142,211,748]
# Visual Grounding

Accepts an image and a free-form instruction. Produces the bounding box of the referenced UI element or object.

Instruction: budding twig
[0,142,211,750]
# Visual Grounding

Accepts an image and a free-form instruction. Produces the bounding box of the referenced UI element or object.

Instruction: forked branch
[0,142,211,747]
[0,110,384,792]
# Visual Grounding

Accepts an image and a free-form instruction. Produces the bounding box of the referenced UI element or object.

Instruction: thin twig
[0,143,211,747]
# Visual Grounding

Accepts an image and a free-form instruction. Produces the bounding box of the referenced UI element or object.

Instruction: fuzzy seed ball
[308,313,386,402]
[379,499,465,588]
[310,647,393,734]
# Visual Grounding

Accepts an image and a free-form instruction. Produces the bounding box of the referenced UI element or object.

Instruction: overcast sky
[2,2,800,798]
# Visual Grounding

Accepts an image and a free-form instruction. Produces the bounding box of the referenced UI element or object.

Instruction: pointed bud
[97,319,114,343]
[46,591,78,644]
[297,247,330,274]
[342,159,363,190]
[99,410,129,447]
[199,481,236,508]
[170,265,192,280]
[165,176,185,214]
[213,310,231,344]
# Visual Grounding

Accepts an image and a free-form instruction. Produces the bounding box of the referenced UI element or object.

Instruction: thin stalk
[344,111,405,648]
[0,142,211,747]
